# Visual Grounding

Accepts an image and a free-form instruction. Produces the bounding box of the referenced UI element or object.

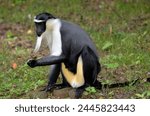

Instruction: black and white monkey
[27,12,102,98]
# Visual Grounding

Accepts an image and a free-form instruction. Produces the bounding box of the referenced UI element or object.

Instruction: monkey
[27,12,143,98]
[27,12,102,98]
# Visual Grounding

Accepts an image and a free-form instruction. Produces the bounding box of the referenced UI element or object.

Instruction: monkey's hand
[27,59,37,68]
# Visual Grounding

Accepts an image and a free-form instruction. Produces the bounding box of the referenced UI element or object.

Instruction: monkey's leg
[53,72,70,90]
[44,64,61,92]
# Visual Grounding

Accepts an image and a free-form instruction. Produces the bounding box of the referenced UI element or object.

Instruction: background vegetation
[0,0,150,98]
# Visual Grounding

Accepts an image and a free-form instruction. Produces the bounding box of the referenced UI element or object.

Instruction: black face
[34,12,56,36]
[35,22,46,36]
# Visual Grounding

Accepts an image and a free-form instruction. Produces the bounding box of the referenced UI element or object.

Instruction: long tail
[103,78,139,89]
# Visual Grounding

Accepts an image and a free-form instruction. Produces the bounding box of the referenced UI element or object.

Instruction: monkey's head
[33,12,56,53]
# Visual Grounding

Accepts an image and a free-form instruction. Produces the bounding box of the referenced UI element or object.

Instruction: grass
[0,0,150,98]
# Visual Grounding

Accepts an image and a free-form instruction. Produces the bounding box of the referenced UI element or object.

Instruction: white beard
[34,36,43,53]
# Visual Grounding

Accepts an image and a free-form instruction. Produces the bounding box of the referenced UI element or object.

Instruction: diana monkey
[27,12,102,98]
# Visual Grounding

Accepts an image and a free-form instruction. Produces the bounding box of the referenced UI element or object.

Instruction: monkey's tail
[103,78,139,89]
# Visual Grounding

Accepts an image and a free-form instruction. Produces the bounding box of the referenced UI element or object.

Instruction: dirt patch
[20,79,150,99]
[0,23,25,39]
[122,14,150,32]
[0,23,32,50]
[0,23,49,58]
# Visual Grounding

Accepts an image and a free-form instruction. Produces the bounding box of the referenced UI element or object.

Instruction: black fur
[35,12,56,21]
[28,13,101,98]
[34,12,56,37]
[28,13,142,98]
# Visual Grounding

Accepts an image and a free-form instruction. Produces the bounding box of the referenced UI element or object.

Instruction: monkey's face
[35,22,46,37]
[33,12,55,53]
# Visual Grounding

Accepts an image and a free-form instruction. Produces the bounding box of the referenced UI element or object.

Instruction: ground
[0,0,150,99]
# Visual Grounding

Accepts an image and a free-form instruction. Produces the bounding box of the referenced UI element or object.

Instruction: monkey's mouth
[34,36,43,53]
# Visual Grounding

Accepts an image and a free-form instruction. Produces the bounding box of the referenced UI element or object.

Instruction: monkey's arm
[27,55,66,68]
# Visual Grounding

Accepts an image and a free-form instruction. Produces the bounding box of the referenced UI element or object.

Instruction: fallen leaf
[12,63,17,69]
[27,29,32,34]
[102,41,113,50]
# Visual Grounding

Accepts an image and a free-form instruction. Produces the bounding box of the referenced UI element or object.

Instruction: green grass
[0,0,150,98]
[0,39,48,98]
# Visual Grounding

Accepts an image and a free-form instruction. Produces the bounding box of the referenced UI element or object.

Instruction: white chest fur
[42,19,62,56]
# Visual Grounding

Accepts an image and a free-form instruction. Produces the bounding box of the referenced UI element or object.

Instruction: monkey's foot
[54,83,68,90]
[42,84,55,92]
[75,86,85,99]
[42,83,68,92]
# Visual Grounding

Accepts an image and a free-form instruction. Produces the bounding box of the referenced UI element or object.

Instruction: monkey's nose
[36,31,43,36]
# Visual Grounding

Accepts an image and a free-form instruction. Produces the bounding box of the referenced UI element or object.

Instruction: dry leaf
[12,63,17,69]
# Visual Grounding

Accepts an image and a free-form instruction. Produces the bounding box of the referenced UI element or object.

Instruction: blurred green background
[0,0,150,98]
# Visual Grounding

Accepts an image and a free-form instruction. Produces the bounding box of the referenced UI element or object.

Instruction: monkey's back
[60,20,99,58]
[60,20,100,75]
